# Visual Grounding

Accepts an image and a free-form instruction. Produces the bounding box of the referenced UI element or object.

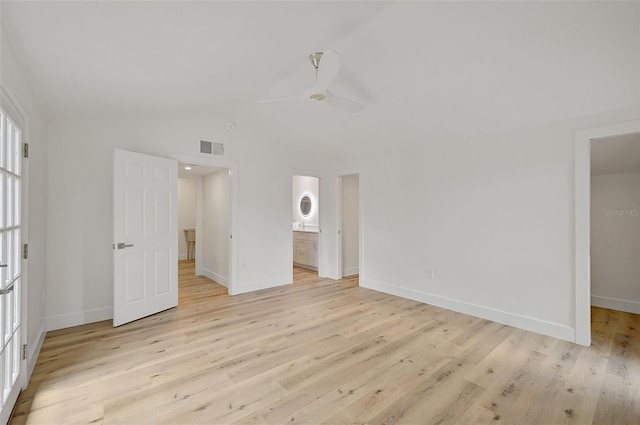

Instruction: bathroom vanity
[293,230,318,270]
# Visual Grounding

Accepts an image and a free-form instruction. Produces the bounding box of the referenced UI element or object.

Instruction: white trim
[27,326,46,380]
[574,120,640,346]
[336,170,362,282]
[0,87,25,129]
[195,176,204,276]
[293,263,317,272]
[46,307,112,331]
[336,175,343,280]
[591,295,640,315]
[178,253,189,260]
[342,266,359,277]
[231,276,291,295]
[203,268,228,288]
[0,86,31,411]
[170,154,238,296]
[361,278,575,342]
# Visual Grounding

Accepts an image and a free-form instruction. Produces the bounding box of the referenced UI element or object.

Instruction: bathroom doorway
[292,175,320,282]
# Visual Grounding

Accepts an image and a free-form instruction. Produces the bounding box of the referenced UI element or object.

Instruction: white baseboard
[361,278,575,343]
[230,275,291,296]
[293,262,317,271]
[46,306,113,331]
[203,268,229,288]
[27,325,46,381]
[342,266,359,277]
[592,295,640,314]
[178,253,189,260]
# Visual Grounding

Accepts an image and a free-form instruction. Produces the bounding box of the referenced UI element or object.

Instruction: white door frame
[336,171,362,281]
[574,119,640,346]
[336,176,343,280]
[0,85,28,424]
[171,154,238,295]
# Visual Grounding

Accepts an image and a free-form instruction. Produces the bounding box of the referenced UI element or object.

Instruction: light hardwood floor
[9,261,640,424]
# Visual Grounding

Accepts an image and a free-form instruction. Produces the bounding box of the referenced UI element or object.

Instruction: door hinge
[22,344,27,360]
[23,243,28,260]
[23,142,29,159]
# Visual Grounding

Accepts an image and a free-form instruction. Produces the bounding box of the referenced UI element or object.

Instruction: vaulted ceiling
[2,1,638,160]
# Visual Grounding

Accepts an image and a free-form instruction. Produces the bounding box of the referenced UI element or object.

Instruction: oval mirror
[300,195,312,216]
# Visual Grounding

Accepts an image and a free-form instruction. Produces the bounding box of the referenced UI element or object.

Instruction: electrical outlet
[425,268,434,279]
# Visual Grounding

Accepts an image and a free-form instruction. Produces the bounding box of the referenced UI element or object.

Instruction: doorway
[172,154,239,295]
[574,119,640,346]
[590,134,640,314]
[178,163,231,291]
[338,173,360,282]
[292,175,320,283]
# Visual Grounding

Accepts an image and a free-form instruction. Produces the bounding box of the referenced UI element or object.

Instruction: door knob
[117,243,134,249]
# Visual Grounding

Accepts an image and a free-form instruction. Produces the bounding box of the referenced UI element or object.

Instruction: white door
[0,105,24,424]
[113,149,178,327]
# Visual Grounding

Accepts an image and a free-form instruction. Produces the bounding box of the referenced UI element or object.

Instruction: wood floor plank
[592,331,640,424]
[9,261,640,425]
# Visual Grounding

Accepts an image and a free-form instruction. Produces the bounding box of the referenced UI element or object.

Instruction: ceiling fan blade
[316,50,340,90]
[257,96,303,104]
[326,90,364,113]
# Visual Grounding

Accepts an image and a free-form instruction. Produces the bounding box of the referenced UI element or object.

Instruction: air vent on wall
[200,140,224,155]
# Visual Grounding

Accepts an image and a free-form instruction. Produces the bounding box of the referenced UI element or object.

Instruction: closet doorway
[177,158,236,295]
[338,173,360,281]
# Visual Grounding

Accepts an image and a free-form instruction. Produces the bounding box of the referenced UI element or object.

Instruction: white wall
[1,29,48,375]
[178,178,197,260]
[351,108,640,343]
[35,104,640,344]
[292,175,319,229]
[591,172,640,313]
[44,116,315,330]
[202,169,230,286]
[33,105,640,343]
[341,174,359,277]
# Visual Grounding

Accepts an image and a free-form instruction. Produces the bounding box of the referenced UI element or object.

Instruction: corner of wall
[203,268,228,288]
[45,307,113,332]
[230,276,291,296]
[27,324,46,381]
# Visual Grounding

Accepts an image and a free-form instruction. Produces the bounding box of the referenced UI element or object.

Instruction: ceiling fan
[259,50,364,113]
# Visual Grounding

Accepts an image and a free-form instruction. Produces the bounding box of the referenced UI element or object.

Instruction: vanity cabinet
[293,231,318,270]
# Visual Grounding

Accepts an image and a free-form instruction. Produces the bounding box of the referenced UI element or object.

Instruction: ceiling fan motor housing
[309,91,327,101]
[309,52,324,69]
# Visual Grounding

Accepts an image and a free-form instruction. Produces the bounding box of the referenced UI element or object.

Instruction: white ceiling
[592,133,640,176]
[2,1,638,159]
[178,162,225,178]
[1,1,389,118]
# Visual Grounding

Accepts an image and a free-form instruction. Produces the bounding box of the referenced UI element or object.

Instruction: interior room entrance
[292,175,319,283]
